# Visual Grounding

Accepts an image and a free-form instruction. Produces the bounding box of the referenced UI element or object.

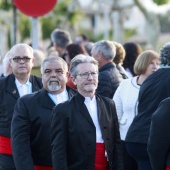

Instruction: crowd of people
[0,28,170,170]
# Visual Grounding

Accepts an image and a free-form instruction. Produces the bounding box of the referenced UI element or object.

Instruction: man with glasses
[51,54,123,170]
[0,44,42,170]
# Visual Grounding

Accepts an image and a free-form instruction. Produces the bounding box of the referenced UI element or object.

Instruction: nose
[19,59,25,64]
[51,71,57,77]
[87,73,93,80]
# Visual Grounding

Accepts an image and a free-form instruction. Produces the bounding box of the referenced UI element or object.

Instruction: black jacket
[96,62,123,99]
[11,87,76,170]
[51,92,123,170]
[0,74,42,138]
[148,98,170,170]
[126,68,170,144]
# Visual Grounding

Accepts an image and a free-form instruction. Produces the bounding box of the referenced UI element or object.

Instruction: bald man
[0,44,42,170]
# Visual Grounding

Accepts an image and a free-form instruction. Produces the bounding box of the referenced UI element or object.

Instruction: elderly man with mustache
[11,56,76,170]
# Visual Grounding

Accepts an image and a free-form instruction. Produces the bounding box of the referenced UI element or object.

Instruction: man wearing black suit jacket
[51,54,123,170]
[11,56,76,170]
[0,44,42,170]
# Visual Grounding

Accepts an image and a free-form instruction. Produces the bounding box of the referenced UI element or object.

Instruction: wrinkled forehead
[11,46,33,58]
[44,60,65,70]
[76,62,98,72]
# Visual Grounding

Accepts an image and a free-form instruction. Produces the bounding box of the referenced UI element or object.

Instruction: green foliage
[0,0,13,10]
[124,28,137,40]
[153,0,168,5]
[41,17,55,39]
[0,0,82,41]
[78,29,104,42]
[41,0,83,39]
[18,14,31,41]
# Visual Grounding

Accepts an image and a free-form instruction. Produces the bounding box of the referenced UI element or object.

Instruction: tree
[0,0,82,48]
[41,0,82,40]
[133,0,169,49]
[153,0,168,5]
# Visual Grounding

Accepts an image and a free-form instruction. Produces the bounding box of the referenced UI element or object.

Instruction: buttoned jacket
[51,92,123,170]
[11,87,76,170]
[0,74,42,138]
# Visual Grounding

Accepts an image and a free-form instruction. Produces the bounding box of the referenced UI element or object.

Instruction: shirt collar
[84,95,96,103]
[15,78,30,87]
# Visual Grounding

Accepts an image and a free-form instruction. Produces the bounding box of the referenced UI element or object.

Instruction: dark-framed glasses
[77,72,98,79]
[12,56,32,63]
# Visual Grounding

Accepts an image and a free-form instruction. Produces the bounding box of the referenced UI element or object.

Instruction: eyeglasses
[77,72,98,79]
[12,56,32,63]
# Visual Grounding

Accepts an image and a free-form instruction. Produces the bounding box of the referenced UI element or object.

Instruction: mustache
[49,78,60,84]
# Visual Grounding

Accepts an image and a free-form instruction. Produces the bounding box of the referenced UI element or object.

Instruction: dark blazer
[0,73,42,138]
[11,87,76,170]
[51,92,123,170]
[96,62,123,99]
[148,97,170,170]
[126,68,170,144]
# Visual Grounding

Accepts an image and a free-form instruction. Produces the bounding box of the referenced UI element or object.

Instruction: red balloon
[14,0,57,17]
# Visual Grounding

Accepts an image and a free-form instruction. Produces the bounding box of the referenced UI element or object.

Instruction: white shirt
[15,78,32,97]
[48,89,69,105]
[113,76,140,140]
[84,96,104,143]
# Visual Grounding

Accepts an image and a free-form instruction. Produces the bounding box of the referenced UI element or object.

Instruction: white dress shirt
[15,78,32,97]
[84,96,104,143]
[48,89,69,105]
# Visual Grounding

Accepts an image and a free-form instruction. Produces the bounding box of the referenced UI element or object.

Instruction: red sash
[34,165,53,170]
[0,136,12,154]
[166,166,170,170]
[95,143,108,170]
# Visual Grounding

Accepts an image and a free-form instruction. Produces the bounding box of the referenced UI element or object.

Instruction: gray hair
[160,42,170,66]
[10,43,34,58]
[51,28,72,48]
[91,40,116,60]
[70,54,98,78]
[40,55,68,74]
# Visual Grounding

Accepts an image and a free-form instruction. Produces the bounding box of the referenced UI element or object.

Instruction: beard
[47,78,61,92]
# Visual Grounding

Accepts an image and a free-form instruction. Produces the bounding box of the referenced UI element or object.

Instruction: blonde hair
[112,41,126,64]
[134,50,160,75]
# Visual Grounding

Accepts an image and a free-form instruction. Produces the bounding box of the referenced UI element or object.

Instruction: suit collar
[37,89,56,110]
[76,92,95,126]
[38,87,77,110]
[6,74,20,99]
[5,74,41,99]
[75,93,107,128]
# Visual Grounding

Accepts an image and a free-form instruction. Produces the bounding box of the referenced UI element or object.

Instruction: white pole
[103,4,109,40]
[31,17,39,49]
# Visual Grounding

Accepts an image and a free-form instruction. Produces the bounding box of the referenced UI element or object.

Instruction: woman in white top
[113,50,160,170]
